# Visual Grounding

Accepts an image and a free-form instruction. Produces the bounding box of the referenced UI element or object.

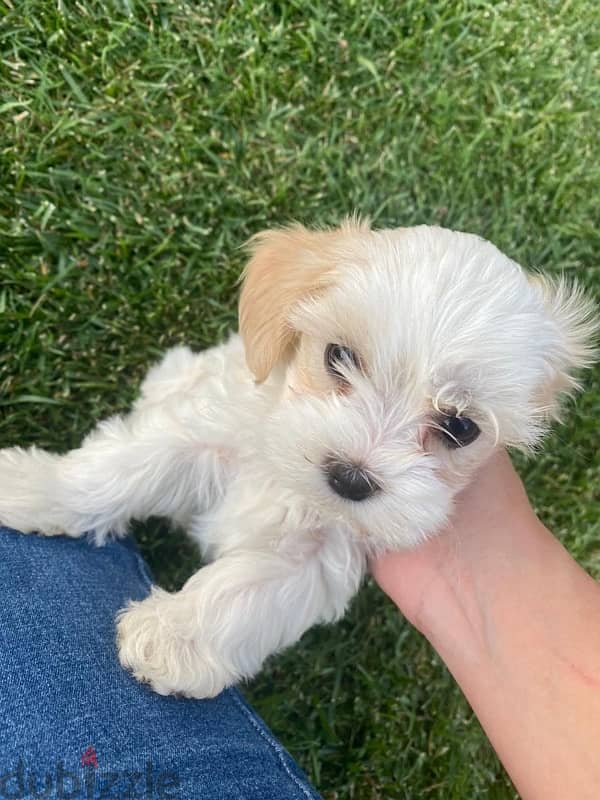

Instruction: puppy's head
[239,222,597,551]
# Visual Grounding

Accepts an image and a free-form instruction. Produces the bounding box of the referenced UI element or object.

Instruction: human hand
[371,449,544,640]
[373,450,600,800]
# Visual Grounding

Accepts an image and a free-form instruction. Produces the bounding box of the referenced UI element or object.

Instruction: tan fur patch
[238,220,370,382]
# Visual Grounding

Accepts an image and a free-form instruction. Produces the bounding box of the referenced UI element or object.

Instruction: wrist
[416,518,558,661]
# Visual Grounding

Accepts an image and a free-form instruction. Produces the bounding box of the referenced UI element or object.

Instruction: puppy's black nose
[324,460,380,502]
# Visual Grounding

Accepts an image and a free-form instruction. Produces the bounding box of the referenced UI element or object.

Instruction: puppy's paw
[116,588,237,699]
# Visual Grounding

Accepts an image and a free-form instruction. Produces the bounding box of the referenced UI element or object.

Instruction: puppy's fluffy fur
[0,222,596,698]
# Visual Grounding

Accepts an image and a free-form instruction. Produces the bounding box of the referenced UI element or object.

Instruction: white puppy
[0,222,595,698]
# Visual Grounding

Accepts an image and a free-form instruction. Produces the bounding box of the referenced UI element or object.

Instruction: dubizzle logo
[0,748,180,799]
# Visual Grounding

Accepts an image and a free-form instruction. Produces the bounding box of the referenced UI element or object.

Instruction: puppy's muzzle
[323,458,381,502]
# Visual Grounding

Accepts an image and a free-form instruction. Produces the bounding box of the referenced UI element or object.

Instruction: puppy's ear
[239,225,339,382]
[530,275,597,417]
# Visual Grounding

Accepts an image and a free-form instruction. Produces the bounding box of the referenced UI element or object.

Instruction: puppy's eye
[438,415,480,448]
[324,343,360,381]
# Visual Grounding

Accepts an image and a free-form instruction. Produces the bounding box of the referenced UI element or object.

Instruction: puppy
[0,222,595,698]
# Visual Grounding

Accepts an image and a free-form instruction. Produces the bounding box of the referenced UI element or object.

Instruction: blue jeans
[0,527,322,800]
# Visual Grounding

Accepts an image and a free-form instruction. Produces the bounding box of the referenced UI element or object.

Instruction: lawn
[1,1,598,797]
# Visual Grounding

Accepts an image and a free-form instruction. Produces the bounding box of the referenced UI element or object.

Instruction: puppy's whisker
[424,420,461,447]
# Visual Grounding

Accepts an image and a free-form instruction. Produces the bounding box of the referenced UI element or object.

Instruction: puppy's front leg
[117,536,365,698]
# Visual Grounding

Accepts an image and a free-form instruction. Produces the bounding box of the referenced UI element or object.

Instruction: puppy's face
[239,222,596,551]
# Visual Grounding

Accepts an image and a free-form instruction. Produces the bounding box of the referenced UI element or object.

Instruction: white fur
[0,224,595,698]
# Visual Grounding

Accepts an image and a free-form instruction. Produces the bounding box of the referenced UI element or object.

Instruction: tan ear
[238,224,343,381]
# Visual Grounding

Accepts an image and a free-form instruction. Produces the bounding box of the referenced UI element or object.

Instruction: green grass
[1,1,598,797]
